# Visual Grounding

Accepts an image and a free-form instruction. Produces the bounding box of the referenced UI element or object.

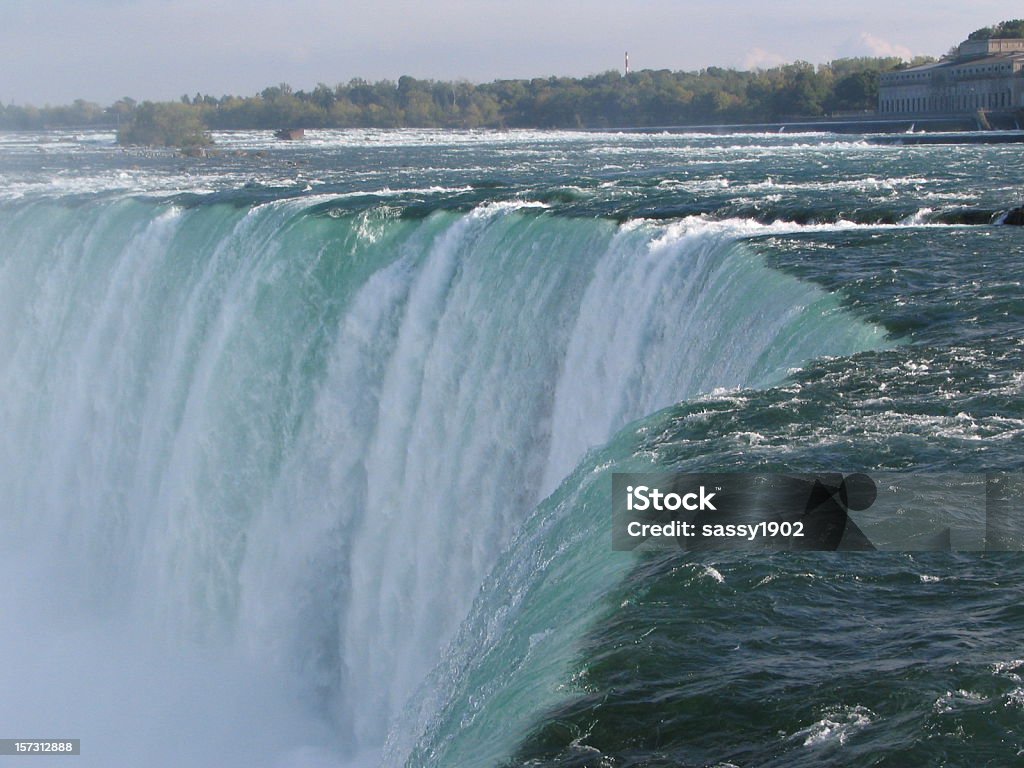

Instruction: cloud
[859,32,913,61]
[743,47,788,70]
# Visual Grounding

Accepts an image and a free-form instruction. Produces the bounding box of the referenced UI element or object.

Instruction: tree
[117,102,212,148]
[968,19,1024,40]
[828,71,878,111]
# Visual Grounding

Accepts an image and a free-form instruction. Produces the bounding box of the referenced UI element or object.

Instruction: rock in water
[1003,206,1024,225]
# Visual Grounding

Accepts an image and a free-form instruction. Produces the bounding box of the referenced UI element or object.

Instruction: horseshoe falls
[1,130,1023,768]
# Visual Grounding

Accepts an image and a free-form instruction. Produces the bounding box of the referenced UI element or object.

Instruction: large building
[878,37,1024,115]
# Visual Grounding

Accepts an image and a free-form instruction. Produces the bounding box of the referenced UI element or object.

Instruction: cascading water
[0,195,885,767]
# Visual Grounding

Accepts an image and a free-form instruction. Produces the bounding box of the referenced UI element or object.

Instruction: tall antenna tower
[625,51,630,75]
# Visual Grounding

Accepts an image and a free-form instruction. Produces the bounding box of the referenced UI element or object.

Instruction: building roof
[881,51,1024,80]
[949,53,1024,66]
[881,37,1024,79]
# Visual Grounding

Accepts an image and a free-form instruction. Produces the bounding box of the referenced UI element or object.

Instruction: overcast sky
[1,1,1017,105]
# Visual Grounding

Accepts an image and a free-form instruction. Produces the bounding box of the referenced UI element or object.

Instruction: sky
[0,0,1018,105]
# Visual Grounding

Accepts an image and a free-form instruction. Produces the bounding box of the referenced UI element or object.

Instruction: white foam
[792,705,875,747]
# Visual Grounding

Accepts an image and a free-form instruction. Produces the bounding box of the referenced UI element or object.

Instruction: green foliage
[2,59,906,136]
[0,52,953,135]
[117,102,212,147]
[0,99,107,130]
[828,71,876,111]
[968,19,1024,40]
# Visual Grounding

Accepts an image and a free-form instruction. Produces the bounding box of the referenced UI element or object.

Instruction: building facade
[878,38,1024,115]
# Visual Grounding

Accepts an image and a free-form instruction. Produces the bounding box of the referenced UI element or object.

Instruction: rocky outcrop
[1002,206,1024,225]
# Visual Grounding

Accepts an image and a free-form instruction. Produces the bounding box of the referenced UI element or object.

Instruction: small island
[116,101,212,150]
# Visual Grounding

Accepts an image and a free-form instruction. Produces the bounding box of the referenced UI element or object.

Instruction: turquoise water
[0,129,1021,767]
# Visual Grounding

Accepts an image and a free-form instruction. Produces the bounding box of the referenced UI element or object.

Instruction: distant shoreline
[609,112,1022,136]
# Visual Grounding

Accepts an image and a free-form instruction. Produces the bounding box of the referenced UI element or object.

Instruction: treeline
[0,56,930,139]
[0,98,133,131]
[195,57,917,130]
[968,18,1024,40]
